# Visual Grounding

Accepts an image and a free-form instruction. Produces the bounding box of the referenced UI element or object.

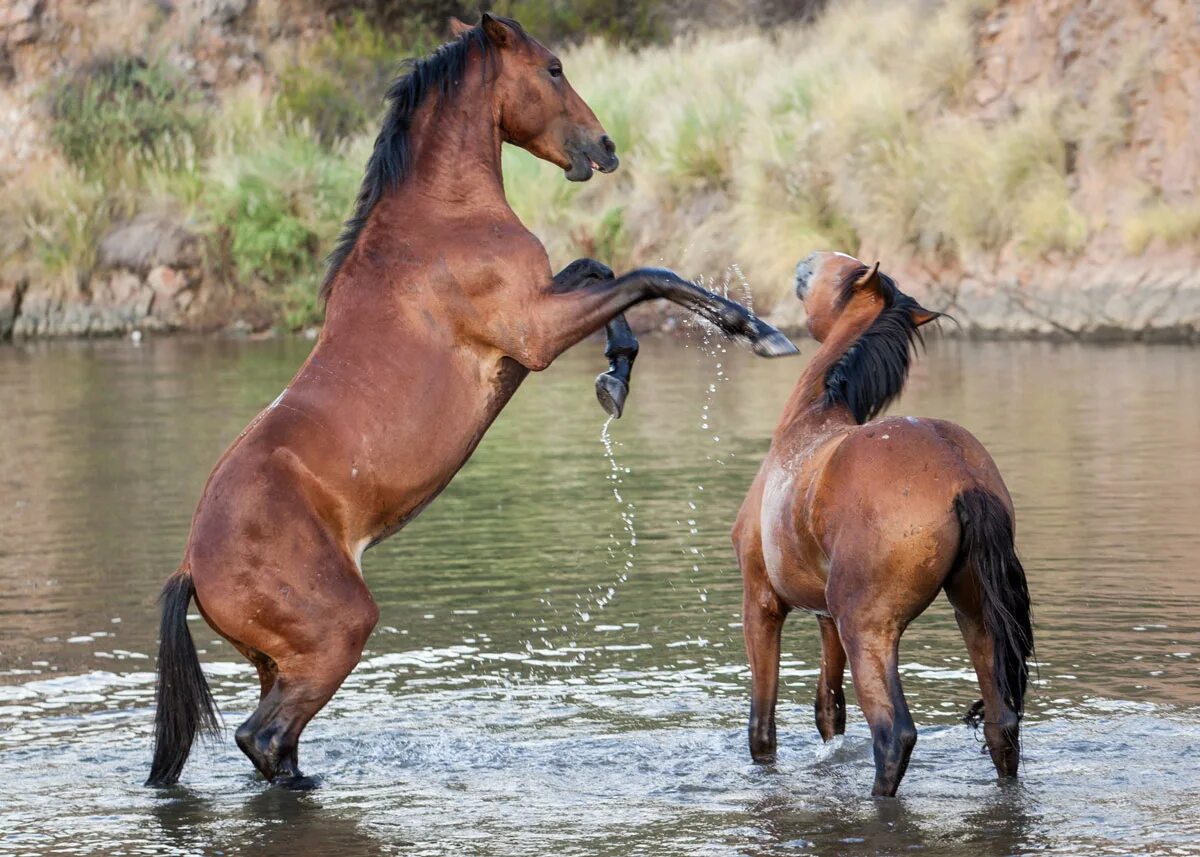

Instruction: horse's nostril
[600,135,616,155]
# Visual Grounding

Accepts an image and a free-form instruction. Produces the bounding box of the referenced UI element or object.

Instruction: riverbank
[1,0,1197,343]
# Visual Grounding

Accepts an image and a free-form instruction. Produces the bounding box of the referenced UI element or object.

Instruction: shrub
[277,13,427,144]
[49,56,199,179]
[490,0,667,45]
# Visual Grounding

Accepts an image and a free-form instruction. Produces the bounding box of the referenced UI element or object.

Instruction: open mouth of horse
[565,137,619,182]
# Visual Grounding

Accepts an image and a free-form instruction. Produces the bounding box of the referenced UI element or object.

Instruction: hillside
[1,0,1197,341]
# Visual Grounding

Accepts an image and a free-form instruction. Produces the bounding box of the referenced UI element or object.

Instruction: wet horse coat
[147,14,795,787]
[733,252,1033,796]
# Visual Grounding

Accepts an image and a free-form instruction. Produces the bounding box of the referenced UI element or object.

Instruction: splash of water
[676,266,752,613]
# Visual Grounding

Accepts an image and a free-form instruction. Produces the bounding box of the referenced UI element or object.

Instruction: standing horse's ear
[855,261,883,295]
[909,304,941,327]
[481,12,514,47]
[448,16,473,37]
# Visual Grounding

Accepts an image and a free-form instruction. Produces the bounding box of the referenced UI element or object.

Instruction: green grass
[1,0,1171,328]
[50,56,200,180]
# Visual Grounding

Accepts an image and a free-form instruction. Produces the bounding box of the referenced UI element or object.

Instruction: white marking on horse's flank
[760,469,794,580]
[882,434,890,440]
[351,467,358,478]
[353,537,371,575]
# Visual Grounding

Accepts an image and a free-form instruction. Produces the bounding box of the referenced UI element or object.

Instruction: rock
[0,0,43,45]
[97,214,201,275]
[0,279,22,339]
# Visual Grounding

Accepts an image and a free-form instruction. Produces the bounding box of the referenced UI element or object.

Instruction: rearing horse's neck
[404,81,507,206]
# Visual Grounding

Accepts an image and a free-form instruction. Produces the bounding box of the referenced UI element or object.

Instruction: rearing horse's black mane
[823,265,934,424]
[320,18,524,301]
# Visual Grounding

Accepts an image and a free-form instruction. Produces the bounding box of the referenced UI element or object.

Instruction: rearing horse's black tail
[955,488,1034,719]
[146,570,220,786]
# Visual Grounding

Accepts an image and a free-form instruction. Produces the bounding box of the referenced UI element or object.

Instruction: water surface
[1,333,1198,856]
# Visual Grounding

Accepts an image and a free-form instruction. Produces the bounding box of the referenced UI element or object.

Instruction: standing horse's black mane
[320,18,525,301]
[823,265,932,424]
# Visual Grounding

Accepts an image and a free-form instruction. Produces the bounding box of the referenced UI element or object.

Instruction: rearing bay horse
[733,252,1033,796]
[147,14,795,788]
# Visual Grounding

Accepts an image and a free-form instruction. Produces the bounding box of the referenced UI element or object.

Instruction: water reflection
[1,334,1199,855]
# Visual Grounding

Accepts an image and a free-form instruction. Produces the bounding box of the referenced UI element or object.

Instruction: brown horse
[732,251,1033,797]
[146,14,796,789]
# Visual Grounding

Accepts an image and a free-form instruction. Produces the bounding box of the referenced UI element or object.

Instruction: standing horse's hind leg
[839,621,916,797]
[815,616,847,741]
[944,574,1020,777]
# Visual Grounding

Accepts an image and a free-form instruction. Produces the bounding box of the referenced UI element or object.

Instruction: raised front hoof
[749,325,800,358]
[595,373,628,418]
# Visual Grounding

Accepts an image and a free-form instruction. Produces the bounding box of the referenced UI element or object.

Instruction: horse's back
[813,416,1009,606]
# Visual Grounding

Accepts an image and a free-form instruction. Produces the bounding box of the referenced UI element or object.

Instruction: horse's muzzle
[565,134,619,182]
[794,254,817,300]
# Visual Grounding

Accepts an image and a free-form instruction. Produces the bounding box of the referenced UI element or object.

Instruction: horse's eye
[548,63,563,78]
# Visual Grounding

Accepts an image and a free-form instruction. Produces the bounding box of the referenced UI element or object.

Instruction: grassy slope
[2,0,1194,328]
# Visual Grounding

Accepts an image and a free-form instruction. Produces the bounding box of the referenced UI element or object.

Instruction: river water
[1,333,1198,856]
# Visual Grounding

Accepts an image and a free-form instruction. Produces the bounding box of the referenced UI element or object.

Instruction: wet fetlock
[748,711,777,764]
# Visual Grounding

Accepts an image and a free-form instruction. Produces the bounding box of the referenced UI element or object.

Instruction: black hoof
[271,773,321,791]
[595,372,628,419]
[749,325,799,358]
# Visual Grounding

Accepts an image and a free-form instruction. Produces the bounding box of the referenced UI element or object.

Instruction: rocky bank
[2,0,1198,342]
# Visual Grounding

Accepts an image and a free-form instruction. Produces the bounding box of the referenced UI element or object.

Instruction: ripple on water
[2,338,1200,854]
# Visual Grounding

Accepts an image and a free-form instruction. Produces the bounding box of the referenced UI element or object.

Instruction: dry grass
[1123,203,1200,255]
[1,0,1163,324]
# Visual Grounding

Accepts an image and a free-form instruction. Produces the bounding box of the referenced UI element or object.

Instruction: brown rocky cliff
[915,0,1200,339]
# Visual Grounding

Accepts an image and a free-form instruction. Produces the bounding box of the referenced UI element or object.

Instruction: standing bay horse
[732,252,1033,796]
[147,13,796,788]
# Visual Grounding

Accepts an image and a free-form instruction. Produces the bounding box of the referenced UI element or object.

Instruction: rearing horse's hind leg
[944,573,1020,777]
[815,616,847,741]
[838,621,917,797]
[231,563,379,788]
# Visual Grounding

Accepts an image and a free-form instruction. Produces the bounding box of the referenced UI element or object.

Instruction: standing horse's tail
[954,488,1034,719]
[146,569,220,786]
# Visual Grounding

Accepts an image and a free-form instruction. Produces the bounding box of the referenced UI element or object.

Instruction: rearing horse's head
[453,14,619,182]
[793,251,939,342]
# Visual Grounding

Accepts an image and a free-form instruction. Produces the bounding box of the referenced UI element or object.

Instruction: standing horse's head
[452,13,619,182]
[793,251,939,342]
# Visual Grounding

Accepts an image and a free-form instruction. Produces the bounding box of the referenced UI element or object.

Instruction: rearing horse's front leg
[519,267,797,373]
[552,259,639,418]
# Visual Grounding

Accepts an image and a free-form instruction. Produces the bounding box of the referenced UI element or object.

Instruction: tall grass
[1,0,1175,329]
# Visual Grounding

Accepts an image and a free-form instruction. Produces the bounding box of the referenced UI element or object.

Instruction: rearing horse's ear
[448,16,473,37]
[481,12,514,47]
